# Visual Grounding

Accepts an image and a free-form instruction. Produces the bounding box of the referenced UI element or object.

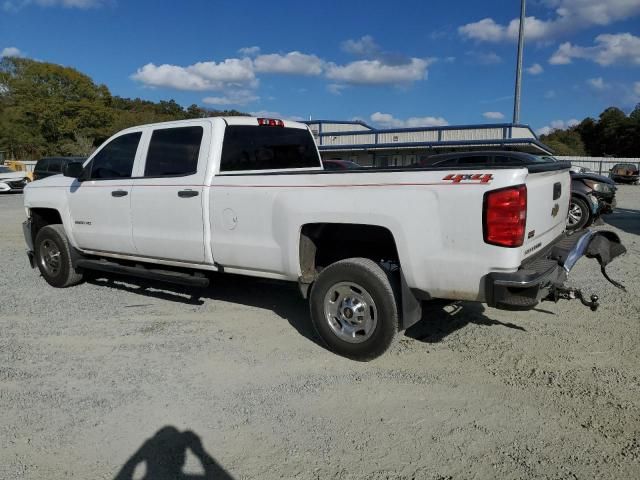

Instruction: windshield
[0,166,13,173]
[534,155,558,163]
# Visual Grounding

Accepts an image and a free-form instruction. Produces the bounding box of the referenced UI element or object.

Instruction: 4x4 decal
[442,173,493,183]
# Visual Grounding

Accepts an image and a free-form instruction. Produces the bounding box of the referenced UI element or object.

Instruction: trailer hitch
[545,286,600,311]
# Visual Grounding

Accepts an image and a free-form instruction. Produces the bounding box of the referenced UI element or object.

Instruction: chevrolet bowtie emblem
[551,203,560,218]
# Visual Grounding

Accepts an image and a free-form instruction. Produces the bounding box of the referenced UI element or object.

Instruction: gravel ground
[1,187,638,480]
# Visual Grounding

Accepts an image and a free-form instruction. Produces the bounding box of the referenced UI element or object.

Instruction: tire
[566,196,591,231]
[34,224,84,288]
[309,258,398,361]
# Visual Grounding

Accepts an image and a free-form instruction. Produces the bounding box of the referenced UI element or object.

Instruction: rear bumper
[486,230,613,309]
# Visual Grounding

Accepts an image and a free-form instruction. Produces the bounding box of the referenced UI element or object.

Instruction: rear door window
[220,126,320,172]
[144,126,204,177]
[87,132,142,180]
[48,159,62,173]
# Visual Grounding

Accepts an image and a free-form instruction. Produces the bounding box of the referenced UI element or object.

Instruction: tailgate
[523,166,571,258]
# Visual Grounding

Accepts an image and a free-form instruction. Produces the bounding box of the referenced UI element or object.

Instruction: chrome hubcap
[39,239,61,276]
[567,202,583,226]
[323,282,377,343]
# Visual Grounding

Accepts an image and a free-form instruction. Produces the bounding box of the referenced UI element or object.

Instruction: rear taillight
[483,185,527,248]
[257,117,284,127]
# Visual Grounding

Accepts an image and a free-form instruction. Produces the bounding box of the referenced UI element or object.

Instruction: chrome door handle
[111,190,128,197]
[178,190,199,198]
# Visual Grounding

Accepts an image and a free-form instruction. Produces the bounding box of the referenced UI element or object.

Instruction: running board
[76,259,210,288]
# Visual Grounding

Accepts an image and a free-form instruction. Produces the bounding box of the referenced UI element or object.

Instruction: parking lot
[1,188,638,479]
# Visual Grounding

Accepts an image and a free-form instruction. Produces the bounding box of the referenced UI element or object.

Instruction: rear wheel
[309,258,398,361]
[34,224,84,288]
[566,196,591,231]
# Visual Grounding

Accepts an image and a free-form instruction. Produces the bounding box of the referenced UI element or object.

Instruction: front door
[67,131,142,254]
[130,124,208,263]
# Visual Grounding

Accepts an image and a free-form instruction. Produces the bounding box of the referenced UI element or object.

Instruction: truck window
[87,132,142,180]
[220,126,320,172]
[144,126,203,177]
[48,159,62,173]
[458,156,489,165]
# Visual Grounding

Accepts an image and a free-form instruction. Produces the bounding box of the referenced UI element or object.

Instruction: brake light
[483,185,527,247]
[257,117,284,127]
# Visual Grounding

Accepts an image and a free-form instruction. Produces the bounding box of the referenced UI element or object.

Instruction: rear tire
[34,224,84,288]
[566,196,591,231]
[309,258,398,361]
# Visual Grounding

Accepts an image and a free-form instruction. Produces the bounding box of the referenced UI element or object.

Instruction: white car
[0,166,30,193]
[21,117,626,360]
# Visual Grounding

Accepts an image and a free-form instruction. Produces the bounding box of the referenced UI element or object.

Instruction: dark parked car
[322,159,363,170]
[422,151,617,231]
[568,172,617,230]
[609,163,639,184]
[33,157,86,181]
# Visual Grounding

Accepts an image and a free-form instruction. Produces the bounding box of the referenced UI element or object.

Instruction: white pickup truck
[22,117,625,360]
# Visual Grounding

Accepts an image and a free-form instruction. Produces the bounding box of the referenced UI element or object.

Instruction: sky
[1,0,639,134]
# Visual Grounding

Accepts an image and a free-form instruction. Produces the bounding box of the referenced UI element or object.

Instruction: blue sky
[1,0,639,134]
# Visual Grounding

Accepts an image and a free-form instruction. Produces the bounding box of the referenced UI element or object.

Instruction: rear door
[130,123,210,263]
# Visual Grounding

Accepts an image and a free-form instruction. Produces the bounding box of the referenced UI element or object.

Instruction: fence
[556,156,640,176]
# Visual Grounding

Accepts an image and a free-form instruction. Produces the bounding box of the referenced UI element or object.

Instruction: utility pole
[513,0,526,124]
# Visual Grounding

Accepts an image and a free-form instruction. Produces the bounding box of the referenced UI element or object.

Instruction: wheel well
[299,223,399,282]
[30,208,63,244]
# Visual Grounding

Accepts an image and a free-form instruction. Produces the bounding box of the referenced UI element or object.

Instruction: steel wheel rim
[567,202,583,226]
[323,281,378,343]
[39,239,61,276]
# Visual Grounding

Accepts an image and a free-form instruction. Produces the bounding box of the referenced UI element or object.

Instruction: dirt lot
[1,187,638,480]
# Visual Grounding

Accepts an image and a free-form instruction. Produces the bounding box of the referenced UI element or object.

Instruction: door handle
[178,190,199,198]
[111,190,128,197]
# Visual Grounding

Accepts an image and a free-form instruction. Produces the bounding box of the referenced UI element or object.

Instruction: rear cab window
[220,125,321,172]
[144,126,204,177]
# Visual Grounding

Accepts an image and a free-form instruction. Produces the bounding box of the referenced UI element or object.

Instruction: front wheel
[566,196,591,231]
[309,258,399,361]
[34,224,84,288]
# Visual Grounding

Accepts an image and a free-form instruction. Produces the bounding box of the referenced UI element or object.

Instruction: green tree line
[0,57,247,160]
[540,105,640,157]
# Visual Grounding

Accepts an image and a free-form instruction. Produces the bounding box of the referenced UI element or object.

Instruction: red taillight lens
[483,185,527,248]
[257,117,284,127]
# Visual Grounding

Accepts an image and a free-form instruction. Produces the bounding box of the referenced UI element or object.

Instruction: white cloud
[536,118,580,135]
[1,46,23,57]
[527,63,544,75]
[483,111,505,120]
[4,0,105,10]
[326,58,431,85]
[370,112,448,128]
[459,0,640,43]
[254,52,324,76]
[544,90,557,99]
[238,46,260,57]
[202,90,259,106]
[467,51,502,65]
[131,58,256,91]
[550,33,640,66]
[341,35,379,57]
[327,83,348,95]
[587,77,608,90]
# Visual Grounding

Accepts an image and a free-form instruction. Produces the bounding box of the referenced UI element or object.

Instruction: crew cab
[21,117,625,360]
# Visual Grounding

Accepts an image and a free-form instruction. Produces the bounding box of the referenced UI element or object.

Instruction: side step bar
[76,259,210,288]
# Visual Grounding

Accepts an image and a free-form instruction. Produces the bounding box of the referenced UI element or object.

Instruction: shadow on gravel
[405,300,526,343]
[88,272,320,348]
[604,208,640,235]
[114,426,233,480]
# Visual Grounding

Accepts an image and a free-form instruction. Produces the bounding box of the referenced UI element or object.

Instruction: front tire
[34,224,84,288]
[566,196,591,231]
[309,258,398,361]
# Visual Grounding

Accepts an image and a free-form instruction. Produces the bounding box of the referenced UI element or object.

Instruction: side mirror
[63,162,84,179]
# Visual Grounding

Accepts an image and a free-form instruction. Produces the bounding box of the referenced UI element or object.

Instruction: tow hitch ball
[545,286,600,311]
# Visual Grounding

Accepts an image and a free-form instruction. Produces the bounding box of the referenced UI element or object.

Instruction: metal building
[305,120,552,167]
